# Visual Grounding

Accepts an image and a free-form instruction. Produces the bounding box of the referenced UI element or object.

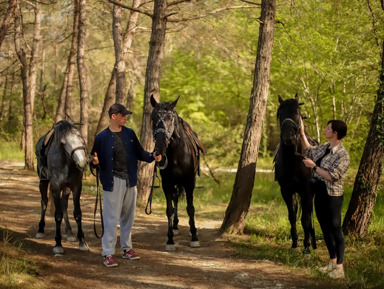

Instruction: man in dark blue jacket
[91,103,161,267]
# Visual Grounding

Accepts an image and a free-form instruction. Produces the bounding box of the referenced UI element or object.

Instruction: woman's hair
[328,120,347,140]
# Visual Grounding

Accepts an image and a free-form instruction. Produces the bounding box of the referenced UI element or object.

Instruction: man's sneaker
[319,261,337,273]
[103,255,118,267]
[122,249,140,260]
[328,267,345,279]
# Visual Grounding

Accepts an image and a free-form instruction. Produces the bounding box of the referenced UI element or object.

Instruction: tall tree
[95,0,141,134]
[113,0,126,104]
[0,0,17,48]
[77,0,89,144]
[137,0,168,203]
[342,3,384,236]
[55,0,79,122]
[13,0,41,170]
[221,0,275,234]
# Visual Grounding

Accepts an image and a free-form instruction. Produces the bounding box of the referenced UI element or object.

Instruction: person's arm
[302,157,333,182]
[300,119,312,151]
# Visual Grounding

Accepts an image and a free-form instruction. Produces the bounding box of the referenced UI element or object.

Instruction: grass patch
[0,228,44,289]
[0,142,24,162]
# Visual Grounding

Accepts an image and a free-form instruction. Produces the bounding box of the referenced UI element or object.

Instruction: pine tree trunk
[342,41,384,237]
[14,2,40,170]
[113,1,126,104]
[56,0,79,122]
[221,0,276,234]
[95,0,141,135]
[137,0,167,203]
[0,0,17,48]
[77,0,89,145]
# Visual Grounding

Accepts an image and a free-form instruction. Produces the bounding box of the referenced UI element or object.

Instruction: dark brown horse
[274,94,317,255]
[150,95,204,251]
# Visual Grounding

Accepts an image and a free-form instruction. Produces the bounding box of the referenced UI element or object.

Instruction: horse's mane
[53,120,77,146]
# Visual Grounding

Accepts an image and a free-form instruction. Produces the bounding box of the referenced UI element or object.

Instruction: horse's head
[54,120,88,171]
[277,94,302,146]
[150,95,179,155]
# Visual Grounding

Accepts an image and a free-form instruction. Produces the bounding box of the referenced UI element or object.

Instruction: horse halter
[63,132,88,170]
[152,109,179,145]
[280,117,304,158]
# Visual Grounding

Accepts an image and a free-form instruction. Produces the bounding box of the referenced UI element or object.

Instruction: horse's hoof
[53,246,64,255]
[190,241,201,248]
[302,251,311,259]
[35,232,45,239]
[79,243,90,252]
[173,229,180,236]
[165,244,176,252]
[66,235,77,242]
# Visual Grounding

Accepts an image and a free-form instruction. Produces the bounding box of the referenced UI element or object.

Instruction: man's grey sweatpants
[101,176,137,256]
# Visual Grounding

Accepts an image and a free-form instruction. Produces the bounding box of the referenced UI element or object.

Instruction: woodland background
[0,0,381,168]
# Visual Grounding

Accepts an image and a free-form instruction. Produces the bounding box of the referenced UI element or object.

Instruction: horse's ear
[171,96,180,110]
[66,114,74,124]
[150,94,158,108]
[295,93,299,102]
[278,95,283,104]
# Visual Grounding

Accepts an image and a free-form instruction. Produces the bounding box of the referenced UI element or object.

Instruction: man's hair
[328,120,347,140]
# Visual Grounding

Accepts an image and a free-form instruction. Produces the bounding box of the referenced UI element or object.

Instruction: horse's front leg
[164,184,176,251]
[185,182,200,248]
[71,182,89,252]
[281,188,298,249]
[172,187,180,236]
[36,180,49,239]
[62,187,76,242]
[51,185,64,255]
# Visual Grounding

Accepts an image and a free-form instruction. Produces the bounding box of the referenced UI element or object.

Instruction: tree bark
[14,1,41,170]
[113,1,126,104]
[77,0,89,145]
[137,0,167,203]
[342,40,384,237]
[221,0,275,234]
[0,0,17,48]
[55,0,79,122]
[95,0,141,135]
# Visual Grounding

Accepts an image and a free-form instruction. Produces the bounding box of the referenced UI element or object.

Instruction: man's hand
[92,152,99,165]
[153,151,162,162]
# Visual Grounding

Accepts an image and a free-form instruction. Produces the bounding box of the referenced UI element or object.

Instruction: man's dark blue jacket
[91,127,154,191]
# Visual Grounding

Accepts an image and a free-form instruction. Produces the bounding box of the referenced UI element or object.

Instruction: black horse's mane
[53,120,77,146]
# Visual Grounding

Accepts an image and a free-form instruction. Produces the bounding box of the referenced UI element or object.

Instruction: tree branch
[167,5,260,22]
[240,0,261,5]
[108,0,153,18]
[168,0,191,7]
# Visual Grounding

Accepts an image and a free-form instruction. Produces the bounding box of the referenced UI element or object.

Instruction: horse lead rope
[145,162,158,215]
[93,165,104,239]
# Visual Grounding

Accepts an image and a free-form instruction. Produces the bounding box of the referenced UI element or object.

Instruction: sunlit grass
[0,142,24,162]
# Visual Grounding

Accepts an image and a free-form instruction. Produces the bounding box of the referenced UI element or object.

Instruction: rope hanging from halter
[91,164,104,239]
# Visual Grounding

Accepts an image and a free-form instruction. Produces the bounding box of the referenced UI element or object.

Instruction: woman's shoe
[319,261,337,273]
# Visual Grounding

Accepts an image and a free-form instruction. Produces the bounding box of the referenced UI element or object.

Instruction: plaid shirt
[305,142,350,196]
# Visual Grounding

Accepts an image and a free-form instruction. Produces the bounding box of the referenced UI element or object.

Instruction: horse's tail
[177,185,185,199]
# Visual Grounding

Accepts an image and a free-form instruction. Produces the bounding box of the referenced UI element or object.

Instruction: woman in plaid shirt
[301,120,350,279]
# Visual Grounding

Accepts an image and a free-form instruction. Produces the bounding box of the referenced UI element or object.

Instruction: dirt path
[0,164,331,289]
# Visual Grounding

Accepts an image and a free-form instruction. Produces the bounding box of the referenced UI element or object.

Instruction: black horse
[35,120,89,254]
[150,95,204,251]
[274,94,317,254]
